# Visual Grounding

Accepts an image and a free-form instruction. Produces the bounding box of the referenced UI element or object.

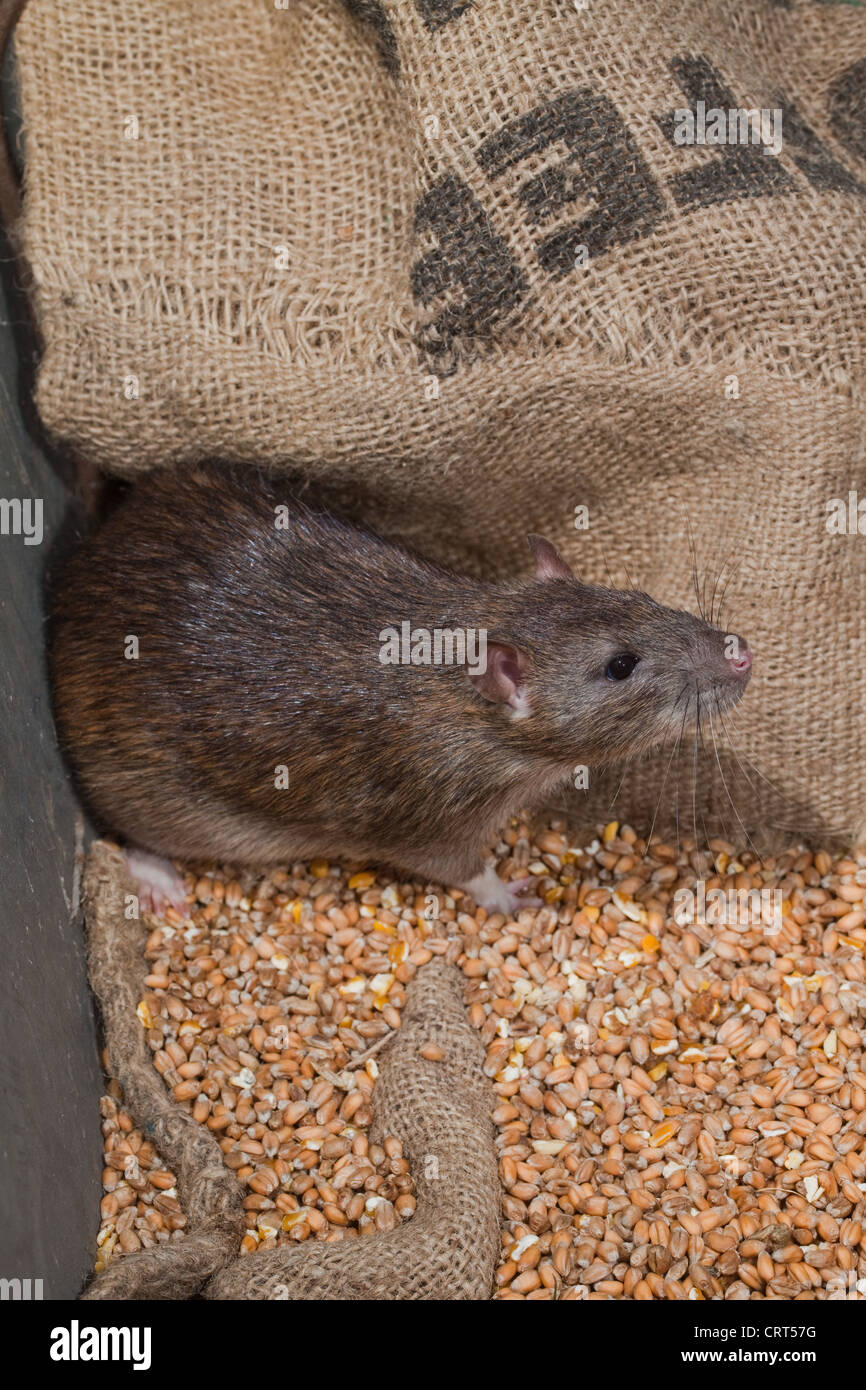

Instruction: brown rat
[49,463,752,913]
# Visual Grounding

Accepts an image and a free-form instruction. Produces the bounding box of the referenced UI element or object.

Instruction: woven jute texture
[80,842,500,1301]
[13,0,866,842]
[81,842,247,1300]
[207,950,500,1300]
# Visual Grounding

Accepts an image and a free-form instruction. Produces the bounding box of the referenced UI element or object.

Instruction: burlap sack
[80,842,500,1301]
[80,843,246,1300]
[11,0,866,843]
[207,951,501,1300]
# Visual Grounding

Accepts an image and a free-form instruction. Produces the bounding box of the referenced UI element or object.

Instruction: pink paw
[504,876,544,910]
[461,867,541,914]
[124,848,189,918]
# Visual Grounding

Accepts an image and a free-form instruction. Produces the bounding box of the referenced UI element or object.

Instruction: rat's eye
[606,652,640,681]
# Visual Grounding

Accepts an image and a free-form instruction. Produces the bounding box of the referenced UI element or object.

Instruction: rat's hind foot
[505,876,544,909]
[461,865,541,914]
[124,848,189,918]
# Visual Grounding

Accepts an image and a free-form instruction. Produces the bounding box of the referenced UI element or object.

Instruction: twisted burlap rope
[207,956,500,1300]
[80,841,500,1300]
[80,842,246,1300]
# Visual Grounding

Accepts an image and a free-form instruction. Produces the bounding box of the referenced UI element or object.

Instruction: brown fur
[50,463,750,886]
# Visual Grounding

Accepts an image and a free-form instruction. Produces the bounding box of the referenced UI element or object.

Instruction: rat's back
[49,463,482,864]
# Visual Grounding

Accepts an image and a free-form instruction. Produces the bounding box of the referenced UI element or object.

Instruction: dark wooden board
[0,40,103,1299]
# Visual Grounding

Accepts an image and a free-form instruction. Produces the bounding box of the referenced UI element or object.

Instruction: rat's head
[472,535,752,764]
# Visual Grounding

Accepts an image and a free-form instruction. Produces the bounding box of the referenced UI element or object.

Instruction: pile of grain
[95,821,866,1300]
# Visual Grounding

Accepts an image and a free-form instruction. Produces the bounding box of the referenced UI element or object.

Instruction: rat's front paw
[461,865,541,915]
[124,848,189,917]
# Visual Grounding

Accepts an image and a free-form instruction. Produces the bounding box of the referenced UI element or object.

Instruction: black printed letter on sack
[411,173,528,370]
[476,88,665,277]
[656,55,794,207]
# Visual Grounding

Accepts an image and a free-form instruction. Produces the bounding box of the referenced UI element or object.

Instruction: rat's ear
[469,642,531,718]
[527,534,574,581]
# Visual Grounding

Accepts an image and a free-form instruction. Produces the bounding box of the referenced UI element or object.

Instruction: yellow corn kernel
[348,871,376,891]
[309,859,329,878]
[281,1210,307,1231]
[338,977,365,997]
[650,1121,676,1147]
[136,1000,153,1029]
[602,821,619,843]
[641,934,660,953]
[648,1062,668,1081]
[613,892,646,923]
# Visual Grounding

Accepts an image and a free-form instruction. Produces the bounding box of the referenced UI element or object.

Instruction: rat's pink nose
[728,646,752,675]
